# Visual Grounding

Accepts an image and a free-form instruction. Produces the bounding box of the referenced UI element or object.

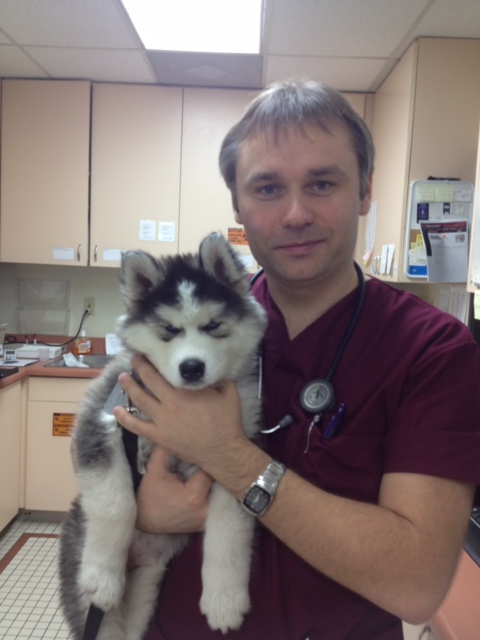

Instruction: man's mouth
[279,239,324,256]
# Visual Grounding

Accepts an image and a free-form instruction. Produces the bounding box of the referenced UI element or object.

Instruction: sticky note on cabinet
[139,219,156,241]
[434,185,454,203]
[158,222,176,243]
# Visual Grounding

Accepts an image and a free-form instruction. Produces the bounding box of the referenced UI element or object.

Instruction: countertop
[0,357,103,389]
[0,335,108,389]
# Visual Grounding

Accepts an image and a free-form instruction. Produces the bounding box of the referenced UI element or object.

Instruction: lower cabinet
[0,380,23,530]
[26,378,91,511]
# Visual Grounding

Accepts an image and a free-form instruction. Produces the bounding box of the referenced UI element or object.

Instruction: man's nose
[282,193,314,227]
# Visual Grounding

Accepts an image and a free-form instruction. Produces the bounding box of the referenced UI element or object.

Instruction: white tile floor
[0,513,72,639]
[1,512,432,640]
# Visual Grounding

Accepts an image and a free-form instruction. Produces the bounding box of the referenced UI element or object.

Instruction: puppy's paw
[80,564,126,611]
[200,587,250,633]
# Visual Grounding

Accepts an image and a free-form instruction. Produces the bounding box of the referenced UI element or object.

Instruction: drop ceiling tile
[264,0,431,58]
[147,51,263,88]
[409,0,480,39]
[24,47,156,83]
[0,44,49,77]
[0,29,13,44]
[263,55,389,92]
[0,0,138,48]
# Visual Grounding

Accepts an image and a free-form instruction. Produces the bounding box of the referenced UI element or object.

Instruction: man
[114,80,480,639]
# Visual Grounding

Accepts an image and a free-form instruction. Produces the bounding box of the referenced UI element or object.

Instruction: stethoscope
[251,262,365,453]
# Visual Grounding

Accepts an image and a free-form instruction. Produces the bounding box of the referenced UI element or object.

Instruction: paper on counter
[105,333,123,355]
[63,353,89,368]
[0,358,38,367]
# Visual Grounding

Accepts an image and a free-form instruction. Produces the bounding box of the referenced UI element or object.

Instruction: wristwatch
[242,460,286,516]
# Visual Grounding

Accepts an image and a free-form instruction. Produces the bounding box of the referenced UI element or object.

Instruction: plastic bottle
[73,328,92,355]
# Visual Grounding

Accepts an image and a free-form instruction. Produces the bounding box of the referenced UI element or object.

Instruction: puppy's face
[117,235,267,389]
[120,280,261,389]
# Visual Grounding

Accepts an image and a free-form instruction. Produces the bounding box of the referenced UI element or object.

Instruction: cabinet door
[90,84,183,267]
[0,80,90,265]
[410,39,480,185]
[0,381,22,530]
[26,378,90,512]
[179,88,257,257]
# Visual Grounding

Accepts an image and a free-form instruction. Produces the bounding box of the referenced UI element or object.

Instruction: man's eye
[313,181,333,192]
[258,185,278,196]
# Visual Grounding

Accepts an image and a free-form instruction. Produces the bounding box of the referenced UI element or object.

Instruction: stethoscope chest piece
[300,379,335,414]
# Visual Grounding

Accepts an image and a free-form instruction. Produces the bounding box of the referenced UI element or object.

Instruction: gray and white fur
[58,233,267,639]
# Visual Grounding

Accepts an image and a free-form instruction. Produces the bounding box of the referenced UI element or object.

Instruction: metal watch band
[257,460,286,492]
[242,460,286,516]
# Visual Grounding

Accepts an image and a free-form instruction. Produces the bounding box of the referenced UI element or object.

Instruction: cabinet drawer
[28,377,91,402]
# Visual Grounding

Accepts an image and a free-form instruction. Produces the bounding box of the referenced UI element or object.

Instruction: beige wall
[0,262,123,337]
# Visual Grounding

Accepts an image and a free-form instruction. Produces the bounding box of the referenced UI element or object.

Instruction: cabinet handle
[94,245,98,262]
[77,244,82,262]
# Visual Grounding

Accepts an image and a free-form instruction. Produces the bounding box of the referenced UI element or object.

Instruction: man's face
[233,123,372,291]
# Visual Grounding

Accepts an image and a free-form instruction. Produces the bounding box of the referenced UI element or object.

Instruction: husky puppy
[59,233,267,640]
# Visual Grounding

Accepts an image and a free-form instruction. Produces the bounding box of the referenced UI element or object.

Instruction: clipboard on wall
[404,179,474,279]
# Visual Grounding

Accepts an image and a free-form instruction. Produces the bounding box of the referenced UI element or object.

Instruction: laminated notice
[52,413,76,436]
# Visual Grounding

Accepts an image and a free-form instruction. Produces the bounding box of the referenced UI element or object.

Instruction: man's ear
[231,190,242,222]
[360,175,373,217]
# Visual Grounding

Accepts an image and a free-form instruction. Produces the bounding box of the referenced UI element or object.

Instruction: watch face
[244,486,270,514]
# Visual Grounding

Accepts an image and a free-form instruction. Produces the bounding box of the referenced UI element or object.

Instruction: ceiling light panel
[121,0,263,54]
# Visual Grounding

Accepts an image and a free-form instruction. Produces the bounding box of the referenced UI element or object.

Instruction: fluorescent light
[121,0,263,54]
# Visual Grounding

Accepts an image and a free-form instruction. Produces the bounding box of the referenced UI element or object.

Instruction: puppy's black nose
[179,359,205,382]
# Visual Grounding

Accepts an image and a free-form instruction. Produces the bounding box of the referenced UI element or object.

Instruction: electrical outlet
[84,297,95,316]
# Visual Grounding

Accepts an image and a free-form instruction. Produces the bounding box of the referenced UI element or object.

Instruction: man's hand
[136,446,213,534]
[113,354,250,474]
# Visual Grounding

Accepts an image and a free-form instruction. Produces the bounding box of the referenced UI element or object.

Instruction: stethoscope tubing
[253,263,366,436]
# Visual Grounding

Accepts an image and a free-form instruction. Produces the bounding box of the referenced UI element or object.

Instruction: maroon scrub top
[145,275,480,640]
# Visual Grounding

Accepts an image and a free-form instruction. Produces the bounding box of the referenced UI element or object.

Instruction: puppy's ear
[199,232,250,295]
[119,251,165,308]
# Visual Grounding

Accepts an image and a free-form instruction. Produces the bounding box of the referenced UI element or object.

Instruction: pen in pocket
[322,403,346,442]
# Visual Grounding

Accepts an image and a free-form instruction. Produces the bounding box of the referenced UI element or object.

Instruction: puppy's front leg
[200,483,255,632]
[77,413,137,611]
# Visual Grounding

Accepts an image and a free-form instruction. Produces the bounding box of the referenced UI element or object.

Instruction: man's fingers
[145,445,171,478]
[113,404,156,440]
[186,468,214,507]
[147,445,213,504]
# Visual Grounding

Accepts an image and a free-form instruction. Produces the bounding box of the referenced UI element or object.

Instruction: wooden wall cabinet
[0,80,91,265]
[179,87,257,259]
[90,84,183,266]
[25,377,90,512]
[0,380,23,530]
[369,38,480,282]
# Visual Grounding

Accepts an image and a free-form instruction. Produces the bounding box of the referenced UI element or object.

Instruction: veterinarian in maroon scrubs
[114,79,480,639]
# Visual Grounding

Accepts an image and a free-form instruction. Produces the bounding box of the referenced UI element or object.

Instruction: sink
[43,354,114,368]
